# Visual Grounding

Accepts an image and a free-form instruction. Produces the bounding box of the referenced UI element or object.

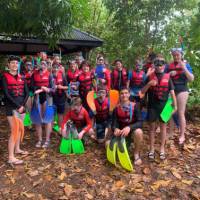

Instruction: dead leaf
[44,175,52,181]
[58,172,66,181]
[64,184,73,196]
[85,193,93,199]
[134,188,144,193]
[115,180,125,188]
[143,167,151,175]
[58,196,68,200]
[21,192,35,198]
[190,192,200,200]
[181,179,193,185]
[33,178,43,187]
[28,170,39,177]
[10,177,15,184]
[151,180,171,191]
[171,170,182,179]
[86,177,96,185]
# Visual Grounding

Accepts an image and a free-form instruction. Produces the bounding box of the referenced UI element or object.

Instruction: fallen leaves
[27,170,39,177]
[63,184,73,196]
[143,167,151,175]
[111,180,126,191]
[171,168,182,179]
[181,179,193,185]
[58,171,67,181]
[151,180,171,191]
[21,192,35,198]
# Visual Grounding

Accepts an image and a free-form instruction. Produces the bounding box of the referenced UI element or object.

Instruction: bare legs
[149,122,167,159]
[133,128,143,165]
[7,113,26,163]
[35,102,52,147]
[176,91,189,144]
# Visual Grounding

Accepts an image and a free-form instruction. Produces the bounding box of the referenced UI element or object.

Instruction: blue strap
[68,83,71,96]
[108,98,110,110]
[130,103,133,122]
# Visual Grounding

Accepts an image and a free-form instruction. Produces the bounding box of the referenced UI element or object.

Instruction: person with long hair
[167,48,194,145]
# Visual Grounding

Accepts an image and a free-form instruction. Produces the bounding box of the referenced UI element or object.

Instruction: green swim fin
[24,112,32,127]
[117,137,133,172]
[53,124,60,132]
[59,133,71,154]
[53,113,60,132]
[106,137,117,165]
[160,98,174,123]
[71,128,85,154]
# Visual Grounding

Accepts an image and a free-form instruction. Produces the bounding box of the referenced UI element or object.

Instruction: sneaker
[42,140,50,148]
[35,140,42,148]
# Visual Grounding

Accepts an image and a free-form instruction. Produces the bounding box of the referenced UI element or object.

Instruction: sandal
[160,152,166,160]
[35,140,42,148]
[15,150,29,155]
[8,159,24,165]
[42,140,50,148]
[148,151,155,160]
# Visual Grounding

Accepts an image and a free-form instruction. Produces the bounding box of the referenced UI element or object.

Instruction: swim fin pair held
[12,110,24,143]
[60,122,84,155]
[106,137,133,172]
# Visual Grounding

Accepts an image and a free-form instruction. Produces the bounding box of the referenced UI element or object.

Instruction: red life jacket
[130,70,145,87]
[53,70,64,95]
[33,70,50,87]
[168,62,186,85]
[149,73,170,100]
[24,71,32,87]
[116,102,135,129]
[71,106,87,128]
[78,71,93,97]
[3,72,25,97]
[67,69,79,83]
[112,68,128,90]
[94,98,109,122]
[144,63,153,71]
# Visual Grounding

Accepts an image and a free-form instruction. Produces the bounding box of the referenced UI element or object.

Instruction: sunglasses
[171,48,183,53]
[154,60,165,67]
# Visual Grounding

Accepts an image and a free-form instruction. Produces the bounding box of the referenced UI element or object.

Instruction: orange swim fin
[86,90,96,114]
[12,115,20,143]
[109,90,119,112]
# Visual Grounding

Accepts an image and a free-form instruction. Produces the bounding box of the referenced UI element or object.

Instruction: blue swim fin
[42,96,54,124]
[30,95,42,125]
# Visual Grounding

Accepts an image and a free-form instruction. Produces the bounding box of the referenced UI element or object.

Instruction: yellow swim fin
[106,137,117,165]
[117,137,133,172]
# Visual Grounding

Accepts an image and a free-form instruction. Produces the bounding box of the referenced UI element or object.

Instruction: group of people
[0,49,194,166]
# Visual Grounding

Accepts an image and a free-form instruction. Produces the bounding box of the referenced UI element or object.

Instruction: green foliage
[0,0,73,48]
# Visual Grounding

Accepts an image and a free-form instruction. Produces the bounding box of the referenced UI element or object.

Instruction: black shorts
[39,92,47,105]
[147,103,166,123]
[5,105,15,116]
[54,103,65,114]
[96,121,109,139]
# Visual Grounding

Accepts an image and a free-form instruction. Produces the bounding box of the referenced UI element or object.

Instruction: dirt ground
[0,107,200,200]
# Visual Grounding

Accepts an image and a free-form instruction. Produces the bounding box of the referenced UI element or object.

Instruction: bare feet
[179,136,185,145]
